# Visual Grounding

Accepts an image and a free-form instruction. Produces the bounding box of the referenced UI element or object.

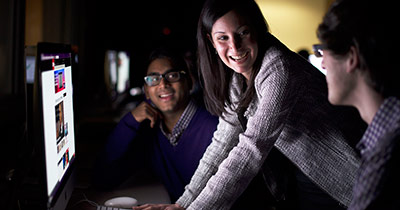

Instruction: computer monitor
[30,42,76,210]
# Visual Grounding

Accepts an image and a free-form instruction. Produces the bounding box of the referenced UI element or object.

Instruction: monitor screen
[35,43,76,208]
[40,53,75,197]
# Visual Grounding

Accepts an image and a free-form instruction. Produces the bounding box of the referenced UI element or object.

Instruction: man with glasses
[93,48,218,202]
[316,0,399,209]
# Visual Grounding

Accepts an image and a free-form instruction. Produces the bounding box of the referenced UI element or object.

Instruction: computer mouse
[104,196,138,208]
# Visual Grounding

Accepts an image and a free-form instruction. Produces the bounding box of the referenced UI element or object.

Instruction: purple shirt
[96,103,218,202]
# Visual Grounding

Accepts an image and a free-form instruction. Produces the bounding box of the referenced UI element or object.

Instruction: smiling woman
[166,0,366,209]
[210,10,258,80]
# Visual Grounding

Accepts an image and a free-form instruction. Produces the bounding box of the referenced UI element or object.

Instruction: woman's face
[210,10,258,80]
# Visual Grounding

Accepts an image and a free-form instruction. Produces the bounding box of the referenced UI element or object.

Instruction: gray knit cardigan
[177,35,363,210]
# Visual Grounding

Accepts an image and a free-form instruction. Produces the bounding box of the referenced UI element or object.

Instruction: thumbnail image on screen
[55,101,64,144]
[54,69,66,93]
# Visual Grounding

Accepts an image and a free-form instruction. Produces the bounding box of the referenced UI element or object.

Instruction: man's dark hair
[317,0,399,98]
[147,47,193,89]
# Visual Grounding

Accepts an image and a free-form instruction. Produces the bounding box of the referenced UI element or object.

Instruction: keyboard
[96,205,133,210]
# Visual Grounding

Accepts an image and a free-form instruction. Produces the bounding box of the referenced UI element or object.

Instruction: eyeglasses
[144,70,186,86]
[312,44,325,58]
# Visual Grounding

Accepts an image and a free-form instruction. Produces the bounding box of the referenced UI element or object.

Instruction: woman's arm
[185,58,297,209]
[176,107,242,207]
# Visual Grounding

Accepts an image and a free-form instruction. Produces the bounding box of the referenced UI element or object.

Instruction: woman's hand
[132,203,184,210]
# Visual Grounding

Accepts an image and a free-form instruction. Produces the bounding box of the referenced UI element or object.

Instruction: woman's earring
[215,50,218,55]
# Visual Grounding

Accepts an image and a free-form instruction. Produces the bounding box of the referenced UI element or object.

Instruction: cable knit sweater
[176,34,365,209]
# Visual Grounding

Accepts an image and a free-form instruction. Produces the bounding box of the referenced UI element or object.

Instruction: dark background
[0,0,205,208]
[76,0,204,115]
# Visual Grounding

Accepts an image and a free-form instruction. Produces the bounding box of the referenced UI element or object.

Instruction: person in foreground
[93,47,219,202]
[316,0,400,209]
[134,0,367,209]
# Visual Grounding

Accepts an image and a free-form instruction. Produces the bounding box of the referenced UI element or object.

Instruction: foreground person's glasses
[312,44,325,58]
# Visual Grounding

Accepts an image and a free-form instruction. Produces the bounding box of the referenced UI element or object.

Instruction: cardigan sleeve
[178,53,300,209]
[176,104,242,207]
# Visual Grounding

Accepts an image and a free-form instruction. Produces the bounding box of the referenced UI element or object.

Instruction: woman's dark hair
[317,0,399,98]
[197,0,270,116]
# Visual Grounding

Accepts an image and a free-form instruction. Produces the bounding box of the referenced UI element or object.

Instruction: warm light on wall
[25,0,43,46]
[256,0,330,53]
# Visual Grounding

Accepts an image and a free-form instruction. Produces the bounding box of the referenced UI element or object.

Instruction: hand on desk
[133,203,184,210]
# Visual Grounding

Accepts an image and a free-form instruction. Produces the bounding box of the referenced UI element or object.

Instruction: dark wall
[75,0,205,117]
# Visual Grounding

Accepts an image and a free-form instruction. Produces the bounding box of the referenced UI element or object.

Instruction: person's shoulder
[261,34,307,68]
[256,34,315,88]
[256,36,292,78]
[378,126,400,152]
[120,111,140,127]
[261,34,291,63]
[188,102,218,127]
[195,104,218,121]
[185,105,218,135]
[255,43,291,91]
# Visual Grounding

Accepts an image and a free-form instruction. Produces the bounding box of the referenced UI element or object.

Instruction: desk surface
[69,113,171,209]
[67,173,171,210]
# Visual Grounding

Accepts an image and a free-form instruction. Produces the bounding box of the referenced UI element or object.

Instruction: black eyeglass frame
[144,70,187,87]
[312,44,325,58]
